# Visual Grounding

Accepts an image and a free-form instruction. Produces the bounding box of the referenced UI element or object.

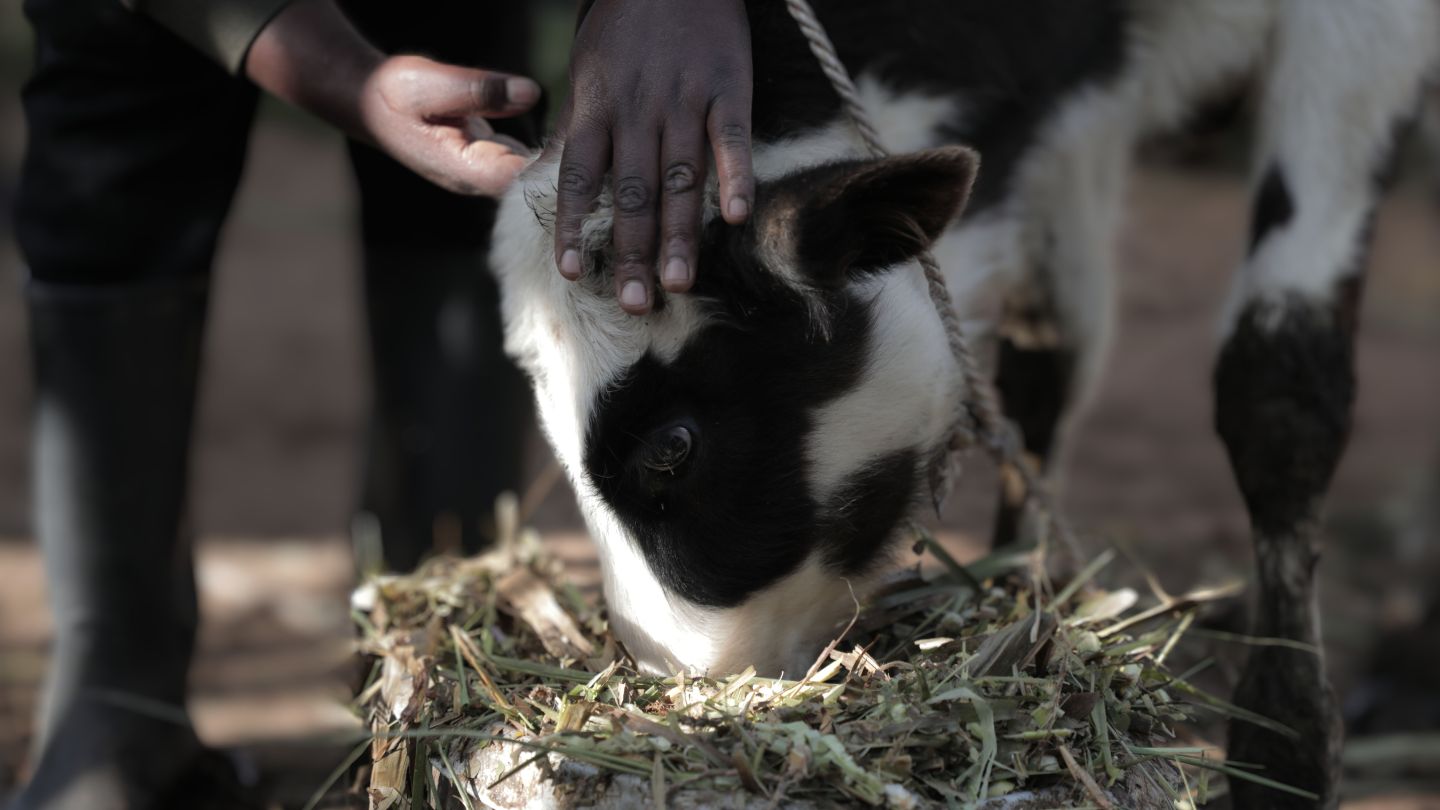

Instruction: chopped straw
[349,500,1307,808]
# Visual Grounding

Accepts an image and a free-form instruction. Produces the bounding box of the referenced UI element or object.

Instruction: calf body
[493,1,1437,805]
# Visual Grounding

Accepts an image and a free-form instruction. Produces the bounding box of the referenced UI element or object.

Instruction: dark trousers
[15,0,537,568]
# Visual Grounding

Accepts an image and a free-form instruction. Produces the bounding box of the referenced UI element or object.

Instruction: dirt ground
[2,99,1439,806]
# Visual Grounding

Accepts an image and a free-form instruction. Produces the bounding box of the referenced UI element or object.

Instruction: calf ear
[756,146,979,288]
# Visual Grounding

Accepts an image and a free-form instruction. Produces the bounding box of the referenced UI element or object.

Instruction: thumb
[389,56,542,120]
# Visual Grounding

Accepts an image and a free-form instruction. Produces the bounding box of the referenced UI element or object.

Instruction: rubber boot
[12,279,250,810]
[355,247,531,573]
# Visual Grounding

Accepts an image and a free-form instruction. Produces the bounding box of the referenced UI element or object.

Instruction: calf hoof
[1228,645,1342,809]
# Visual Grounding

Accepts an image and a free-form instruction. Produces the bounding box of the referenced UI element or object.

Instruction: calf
[491,1,1438,806]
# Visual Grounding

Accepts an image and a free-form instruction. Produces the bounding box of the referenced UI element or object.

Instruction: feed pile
[351,502,1303,809]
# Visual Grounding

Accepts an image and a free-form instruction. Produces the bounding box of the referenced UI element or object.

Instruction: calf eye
[641,423,694,474]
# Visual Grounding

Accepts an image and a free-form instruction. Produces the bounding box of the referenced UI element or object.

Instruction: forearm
[123,0,297,74]
[243,0,383,140]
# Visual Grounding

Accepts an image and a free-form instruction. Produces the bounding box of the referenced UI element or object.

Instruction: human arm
[244,0,540,196]
[124,0,541,196]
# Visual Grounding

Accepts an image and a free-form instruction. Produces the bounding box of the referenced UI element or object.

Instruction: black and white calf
[492,1,1438,805]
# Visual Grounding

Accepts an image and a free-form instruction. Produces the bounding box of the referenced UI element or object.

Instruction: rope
[782,0,1081,563]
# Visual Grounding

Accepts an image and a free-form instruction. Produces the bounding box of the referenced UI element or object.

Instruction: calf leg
[992,288,1079,547]
[1216,285,1354,808]
[987,100,1128,549]
[1215,3,1435,805]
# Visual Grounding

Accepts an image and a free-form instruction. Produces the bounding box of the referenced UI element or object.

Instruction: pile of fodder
[349,503,1308,809]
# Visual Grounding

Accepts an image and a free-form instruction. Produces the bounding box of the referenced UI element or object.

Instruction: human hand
[551,0,754,314]
[359,55,541,196]
[246,0,541,196]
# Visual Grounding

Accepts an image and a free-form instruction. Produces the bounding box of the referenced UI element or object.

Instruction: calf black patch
[582,219,919,608]
[1214,293,1356,539]
[819,448,920,574]
[747,0,1130,214]
[994,339,1075,461]
[992,338,1075,548]
[1248,163,1295,254]
[769,149,975,287]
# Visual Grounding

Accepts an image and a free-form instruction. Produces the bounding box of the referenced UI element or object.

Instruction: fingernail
[620,279,648,310]
[662,257,690,287]
[559,249,582,278]
[506,77,542,106]
[728,197,750,221]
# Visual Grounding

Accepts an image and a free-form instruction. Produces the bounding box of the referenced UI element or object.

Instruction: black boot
[356,247,531,573]
[13,279,250,810]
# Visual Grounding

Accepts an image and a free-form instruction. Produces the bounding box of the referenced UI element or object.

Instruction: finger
[658,121,708,293]
[411,118,531,195]
[553,117,611,281]
[610,126,661,314]
[411,132,529,196]
[486,132,531,155]
[390,56,542,120]
[463,114,497,141]
[461,116,530,154]
[456,139,532,195]
[707,90,754,225]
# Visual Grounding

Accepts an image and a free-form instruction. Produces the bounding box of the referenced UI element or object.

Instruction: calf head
[491,146,977,676]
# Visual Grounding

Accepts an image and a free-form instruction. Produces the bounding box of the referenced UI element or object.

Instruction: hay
[348,501,1304,809]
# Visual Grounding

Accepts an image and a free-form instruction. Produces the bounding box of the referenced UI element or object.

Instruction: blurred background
[2,1,1439,807]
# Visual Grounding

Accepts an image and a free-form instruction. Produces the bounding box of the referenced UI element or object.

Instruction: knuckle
[385,66,427,101]
[663,161,700,194]
[728,171,755,193]
[613,176,653,214]
[663,232,694,255]
[388,56,425,82]
[615,249,651,268]
[714,122,751,149]
[558,164,597,197]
